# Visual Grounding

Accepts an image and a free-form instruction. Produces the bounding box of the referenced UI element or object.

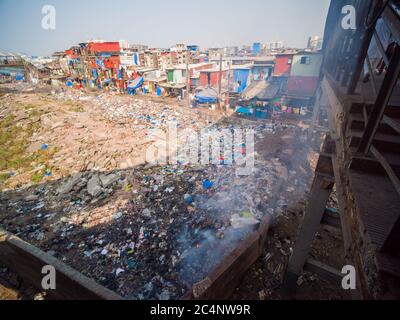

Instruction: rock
[99,173,119,188]
[25,194,39,201]
[142,208,152,217]
[87,175,102,197]
[57,173,83,195]
[113,211,123,220]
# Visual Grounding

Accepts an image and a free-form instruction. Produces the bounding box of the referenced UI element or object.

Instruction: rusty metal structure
[286,0,400,299]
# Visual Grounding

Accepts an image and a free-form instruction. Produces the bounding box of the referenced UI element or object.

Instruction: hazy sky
[0,0,331,56]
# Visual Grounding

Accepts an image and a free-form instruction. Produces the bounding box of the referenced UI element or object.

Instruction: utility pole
[226,59,231,113]
[218,52,223,111]
[186,49,191,108]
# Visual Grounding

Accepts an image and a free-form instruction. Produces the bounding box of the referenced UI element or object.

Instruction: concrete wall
[291,53,323,77]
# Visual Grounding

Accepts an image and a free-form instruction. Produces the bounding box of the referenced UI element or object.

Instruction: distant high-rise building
[307,36,323,51]
[264,42,284,51]
[252,42,262,55]
[170,44,186,52]
[223,46,238,56]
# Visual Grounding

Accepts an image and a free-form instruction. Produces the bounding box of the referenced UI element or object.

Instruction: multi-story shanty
[286,0,400,299]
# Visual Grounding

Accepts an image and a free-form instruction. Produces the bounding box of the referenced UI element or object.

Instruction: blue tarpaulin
[255,110,269,119]
[127,77,144,95]
[195,95,217,104]
[236,106,253,115]
[194,87,218,104]
[92,69,98,79]
[96,58,105,69]
[233,69,250,93]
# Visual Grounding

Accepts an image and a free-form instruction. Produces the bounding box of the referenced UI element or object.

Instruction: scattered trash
[113,211,123,220]
[115,268,125,276]
[202,179,214,189]
[184,194,193,204]
[1,88,320,300]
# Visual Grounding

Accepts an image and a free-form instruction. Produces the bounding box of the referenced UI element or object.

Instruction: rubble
[87,175,102,197]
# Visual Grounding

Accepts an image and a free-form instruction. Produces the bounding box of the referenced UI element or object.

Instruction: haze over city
[0,0,330,55]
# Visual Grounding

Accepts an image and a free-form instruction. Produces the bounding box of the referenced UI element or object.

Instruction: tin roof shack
[285,51,323,108]
[198,66,228,89]
[0,52,25,82]
[86,42,121,90]
[187,45,200,53]
[188,62,215,90]
[165,62,215,94]
[273,53,294,77]
[241,79,281,103]
[65,44,90,80]
[142,69,167,95]
[238,79,281,119]
[23,57,52,85]
[231,64,252,94]
[252,56,275,81]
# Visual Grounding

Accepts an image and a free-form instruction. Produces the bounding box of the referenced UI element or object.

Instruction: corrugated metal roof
[241,80,280,101]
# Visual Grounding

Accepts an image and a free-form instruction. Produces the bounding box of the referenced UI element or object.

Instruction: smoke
[174,123,321,288]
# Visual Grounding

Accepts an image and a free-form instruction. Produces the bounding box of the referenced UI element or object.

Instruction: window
[300,56,311,65]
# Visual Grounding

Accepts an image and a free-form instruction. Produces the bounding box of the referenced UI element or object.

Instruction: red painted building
[189,63,214,77]
[273,54,293,77]
[88,42,120,54]
[287,76,319,97]
[198,69,228,87]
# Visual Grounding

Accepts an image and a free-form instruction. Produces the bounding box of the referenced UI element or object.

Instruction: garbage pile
[1,86,321,299]
[1,119,319,299]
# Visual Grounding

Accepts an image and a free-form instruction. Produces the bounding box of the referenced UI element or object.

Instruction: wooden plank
[381,215,400,254]
[347,7,376,95]
[373,30,390,66]
[365,53,378,97]
[358,45,400,154]
[315,153,334,177]
[258,213,271,255]
[370,145,400,196]
[350,130,400,153]
[349,171,400,251]
[383,115,400,135]
[0,229,123,300]
[285,174,333,278]
[304,258,342,284]
[184,231,260,300]
[376,252,400,278]
[350,154,400,177]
